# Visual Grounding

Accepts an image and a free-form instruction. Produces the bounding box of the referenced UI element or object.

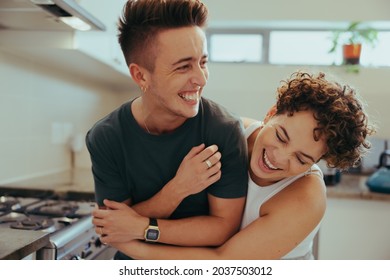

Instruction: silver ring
[205,159,212,168]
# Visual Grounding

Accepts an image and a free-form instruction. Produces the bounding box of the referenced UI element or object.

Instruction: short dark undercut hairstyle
[118,0,208,72]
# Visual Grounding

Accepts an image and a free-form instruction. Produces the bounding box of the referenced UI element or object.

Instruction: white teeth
[180,93,199,101]
[264,151,279,170]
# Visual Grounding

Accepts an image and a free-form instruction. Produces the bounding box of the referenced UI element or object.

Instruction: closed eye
[296,155,307,165]
[277,129,310,165]
[276,130,286,143]
[176,64,190,71]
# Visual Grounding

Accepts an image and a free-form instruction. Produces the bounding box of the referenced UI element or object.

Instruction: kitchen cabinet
[75,0,128,75]
[0,0,134,91]
[318,197,390,259]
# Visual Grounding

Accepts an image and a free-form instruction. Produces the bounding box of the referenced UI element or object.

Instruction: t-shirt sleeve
[207,119,248,198]
[85,125,130,206]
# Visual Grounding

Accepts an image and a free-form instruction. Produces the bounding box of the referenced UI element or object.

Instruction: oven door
[36,216,116,260]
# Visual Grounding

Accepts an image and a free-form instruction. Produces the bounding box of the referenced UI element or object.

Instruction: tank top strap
[245,121,263,139]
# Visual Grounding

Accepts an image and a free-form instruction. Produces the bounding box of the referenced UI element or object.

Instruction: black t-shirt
[86,97,248,258]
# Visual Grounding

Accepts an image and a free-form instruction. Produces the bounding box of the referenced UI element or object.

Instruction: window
[360,32,390,66]
[208,33,263,63]
[207,28,390,67]
[269,31,340,65]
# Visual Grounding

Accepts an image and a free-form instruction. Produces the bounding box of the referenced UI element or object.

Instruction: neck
[139,98,186,135]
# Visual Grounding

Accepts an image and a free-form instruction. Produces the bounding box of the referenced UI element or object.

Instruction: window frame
[206,27,390,67]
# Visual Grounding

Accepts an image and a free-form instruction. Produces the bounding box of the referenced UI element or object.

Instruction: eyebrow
[172,54,208,66]
[280,125,316,163]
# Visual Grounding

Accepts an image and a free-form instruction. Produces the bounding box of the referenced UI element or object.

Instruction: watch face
[146,229,159,241]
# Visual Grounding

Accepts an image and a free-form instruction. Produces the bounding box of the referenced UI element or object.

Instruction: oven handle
[49,216,93,248]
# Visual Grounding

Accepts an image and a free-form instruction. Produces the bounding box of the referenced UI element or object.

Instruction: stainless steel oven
[0,194,116,260]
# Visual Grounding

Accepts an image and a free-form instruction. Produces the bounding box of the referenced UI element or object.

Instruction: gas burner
[10,217,55,230]
[0,194,114,260]
[28,201,79,217]
[0,196,20,212]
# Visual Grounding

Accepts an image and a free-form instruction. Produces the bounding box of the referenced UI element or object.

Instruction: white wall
[0,51,134,183]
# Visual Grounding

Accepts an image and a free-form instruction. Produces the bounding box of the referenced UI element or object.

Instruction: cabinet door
[75,1,128,75]
[318,198,390,259]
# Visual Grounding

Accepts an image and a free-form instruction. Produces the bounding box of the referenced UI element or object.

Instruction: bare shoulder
[288,174,327,207]
[262,173,326,216]
[241,117,258,129]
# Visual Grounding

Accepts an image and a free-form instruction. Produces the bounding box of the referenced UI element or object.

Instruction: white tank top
[240,121,324,259]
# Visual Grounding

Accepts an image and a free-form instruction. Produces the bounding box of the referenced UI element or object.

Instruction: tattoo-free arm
[97,194,245,246]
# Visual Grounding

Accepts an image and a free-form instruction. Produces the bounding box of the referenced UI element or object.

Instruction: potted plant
[329,21,378,65]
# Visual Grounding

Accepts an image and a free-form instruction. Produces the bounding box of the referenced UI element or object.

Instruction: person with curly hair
[103,71,375,260]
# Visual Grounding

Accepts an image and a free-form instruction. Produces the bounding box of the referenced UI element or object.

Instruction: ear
[263,105,277,124]
[129,63,148,89]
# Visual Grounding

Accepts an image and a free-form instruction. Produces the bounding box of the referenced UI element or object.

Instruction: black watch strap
[149,218,158,226]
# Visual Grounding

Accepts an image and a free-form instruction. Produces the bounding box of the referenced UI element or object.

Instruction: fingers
[103,199,125,210]
[185,143,221,171]
[199,144,219,162]
[184,143,206,159]
[206,169,222,186]
[203,150,222,170]
[186,143,219,162]
[95,226,108,245]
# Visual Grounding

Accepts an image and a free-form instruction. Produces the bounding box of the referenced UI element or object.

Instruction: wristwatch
[144,218,160,242]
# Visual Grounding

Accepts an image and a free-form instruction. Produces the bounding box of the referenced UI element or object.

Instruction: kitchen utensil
[366,149,390,194]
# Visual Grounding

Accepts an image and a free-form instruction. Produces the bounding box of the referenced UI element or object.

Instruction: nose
[191,64,208,88]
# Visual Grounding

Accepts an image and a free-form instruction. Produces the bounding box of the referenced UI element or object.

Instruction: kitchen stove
[0,195,115,260]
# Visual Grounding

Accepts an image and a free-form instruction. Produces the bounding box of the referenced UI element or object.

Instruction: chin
[184,107,199,118]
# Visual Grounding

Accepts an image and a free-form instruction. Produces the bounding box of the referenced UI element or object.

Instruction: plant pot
[343,44,362,65]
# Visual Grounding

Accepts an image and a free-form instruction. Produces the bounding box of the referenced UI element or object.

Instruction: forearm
[132,179,188,219]
[115,240,221,260]
[157,214,239,246]
[150,195,245,246]
[98,196,244,246]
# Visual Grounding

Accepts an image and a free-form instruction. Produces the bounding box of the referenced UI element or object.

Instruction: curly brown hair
[275,71,376,170]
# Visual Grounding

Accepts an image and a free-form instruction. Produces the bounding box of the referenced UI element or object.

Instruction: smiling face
[142,26,209,123]
[250,110,327,186]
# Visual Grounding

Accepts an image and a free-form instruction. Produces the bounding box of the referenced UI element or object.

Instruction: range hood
[0,0,105,31]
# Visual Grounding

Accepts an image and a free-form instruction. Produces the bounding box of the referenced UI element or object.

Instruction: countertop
[1,168,389,202]
[0,169,95,201]
[0,169,94,260]
[326,173,390,201]
[0,228,50,260]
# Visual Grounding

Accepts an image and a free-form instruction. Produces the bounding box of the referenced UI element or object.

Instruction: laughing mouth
[263,150,282,171]
[179,92,199,102]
